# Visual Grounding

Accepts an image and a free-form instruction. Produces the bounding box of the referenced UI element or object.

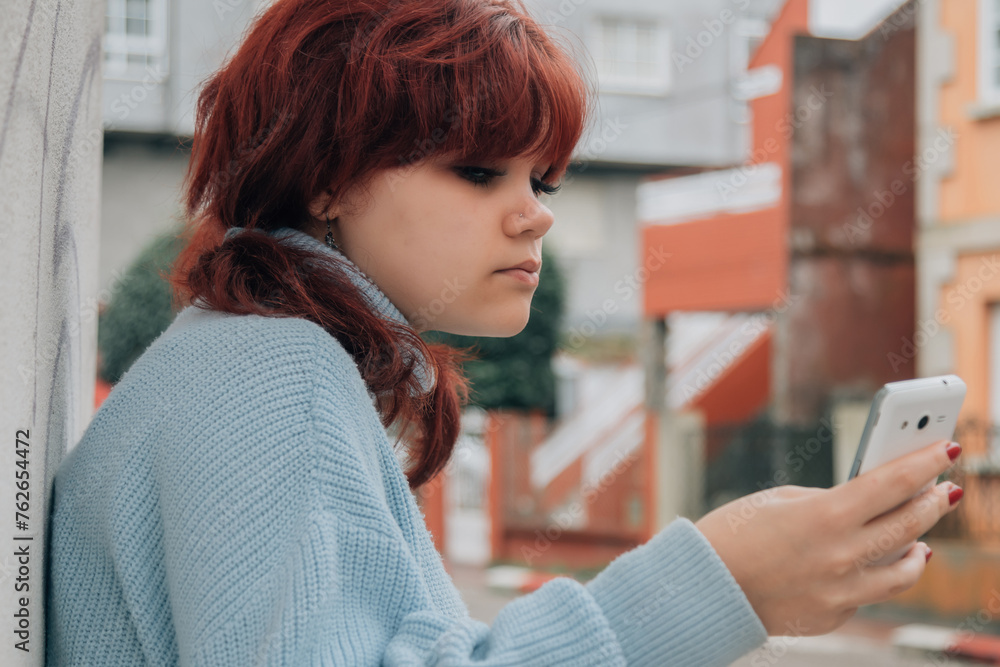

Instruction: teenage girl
[45,1,963,664]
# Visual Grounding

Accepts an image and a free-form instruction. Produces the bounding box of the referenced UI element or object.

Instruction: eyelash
[457,166,562,197]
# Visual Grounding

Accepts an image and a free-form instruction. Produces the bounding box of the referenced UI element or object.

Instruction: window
[978,0,1000,104]
[104,0,168,80]
[589,16,671,96]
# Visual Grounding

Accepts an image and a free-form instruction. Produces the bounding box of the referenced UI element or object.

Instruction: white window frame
[587,15,671,97]
[978,0,1000,105]
[104,0,169,81]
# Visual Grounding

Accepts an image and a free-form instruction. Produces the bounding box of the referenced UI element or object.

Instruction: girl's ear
[306,188,337,220]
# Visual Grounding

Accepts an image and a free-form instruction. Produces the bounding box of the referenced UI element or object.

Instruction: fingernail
[946,442,962,461]
[925,546,933,563]
[948,485,964,505]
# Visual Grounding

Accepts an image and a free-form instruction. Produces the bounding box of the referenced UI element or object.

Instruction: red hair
[169,0,592,489]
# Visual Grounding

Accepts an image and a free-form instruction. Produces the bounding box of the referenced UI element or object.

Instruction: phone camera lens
[918,415,929,430]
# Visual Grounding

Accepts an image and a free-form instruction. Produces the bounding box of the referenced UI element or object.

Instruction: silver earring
[520,213,524,218]
[325,215,339,251]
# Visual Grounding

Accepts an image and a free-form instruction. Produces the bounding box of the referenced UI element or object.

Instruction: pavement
[445,560,997,666]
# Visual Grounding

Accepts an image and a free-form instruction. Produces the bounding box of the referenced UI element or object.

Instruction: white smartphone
[846,374,966,565]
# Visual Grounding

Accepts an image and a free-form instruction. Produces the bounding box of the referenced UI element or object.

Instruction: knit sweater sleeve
[381,516,769,667]
[247,506,768,667]
[159,320,767,666]
[250,369,766,665]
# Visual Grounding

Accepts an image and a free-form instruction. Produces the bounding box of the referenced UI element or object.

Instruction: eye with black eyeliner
[454,165,561,197]
[533,179,561,196]
[455,166,502,188]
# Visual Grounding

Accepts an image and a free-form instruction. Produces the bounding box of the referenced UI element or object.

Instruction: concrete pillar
[831,399,872,486]
[639,317,706,534]
[0,1,104,664]
[655,410,706,529]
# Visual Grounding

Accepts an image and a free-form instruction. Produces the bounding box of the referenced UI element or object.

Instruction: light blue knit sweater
[45,226,768,666]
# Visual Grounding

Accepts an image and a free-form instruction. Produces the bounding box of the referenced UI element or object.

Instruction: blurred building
[450,0,925,570]
[877,0,1000,622]
[528,0,783,343]
[99,0,271,299]
[914,0,1000,527]
[639,0,917,506]
[447,0,795,567]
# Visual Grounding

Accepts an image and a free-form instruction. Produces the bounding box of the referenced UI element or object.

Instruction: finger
[840,439,958,522]
[853,482,956,565]
[847,541,929,607]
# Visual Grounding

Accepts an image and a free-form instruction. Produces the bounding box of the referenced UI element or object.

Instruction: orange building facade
[641,0,919,432]
[915,0,1000,545]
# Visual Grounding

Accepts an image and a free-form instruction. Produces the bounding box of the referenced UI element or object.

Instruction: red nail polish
[949,486,964,505]
[946,442,962,461]
[925,547,933,563]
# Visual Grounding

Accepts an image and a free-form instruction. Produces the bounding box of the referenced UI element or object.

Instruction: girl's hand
[694,439,962,636]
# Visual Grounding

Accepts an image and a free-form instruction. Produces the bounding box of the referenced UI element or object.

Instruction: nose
[507,198,555,239]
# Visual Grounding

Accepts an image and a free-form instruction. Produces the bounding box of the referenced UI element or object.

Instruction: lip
[500,259,542,273]
[496,268,540,286]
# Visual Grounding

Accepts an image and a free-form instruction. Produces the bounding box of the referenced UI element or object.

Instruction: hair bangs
[390,4,590,184]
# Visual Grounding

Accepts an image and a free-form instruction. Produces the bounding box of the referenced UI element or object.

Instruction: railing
[704,416,834,511]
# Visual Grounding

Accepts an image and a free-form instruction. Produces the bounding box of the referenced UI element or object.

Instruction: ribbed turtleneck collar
[221,225,436,396]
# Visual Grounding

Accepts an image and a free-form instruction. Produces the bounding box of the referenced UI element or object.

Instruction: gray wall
[104,0,271,135]
[528,0,784,169]
[98,0,272,296]
[1,0,105,664]
[545,169,646,340]
[98,136,189,296]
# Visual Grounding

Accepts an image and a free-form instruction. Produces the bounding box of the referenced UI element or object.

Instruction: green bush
[97,227,184,384]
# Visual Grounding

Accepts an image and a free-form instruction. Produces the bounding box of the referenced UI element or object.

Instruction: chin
[440,312,531,338]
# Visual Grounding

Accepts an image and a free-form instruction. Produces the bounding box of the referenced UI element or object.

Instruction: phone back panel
[849,375,967,480]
